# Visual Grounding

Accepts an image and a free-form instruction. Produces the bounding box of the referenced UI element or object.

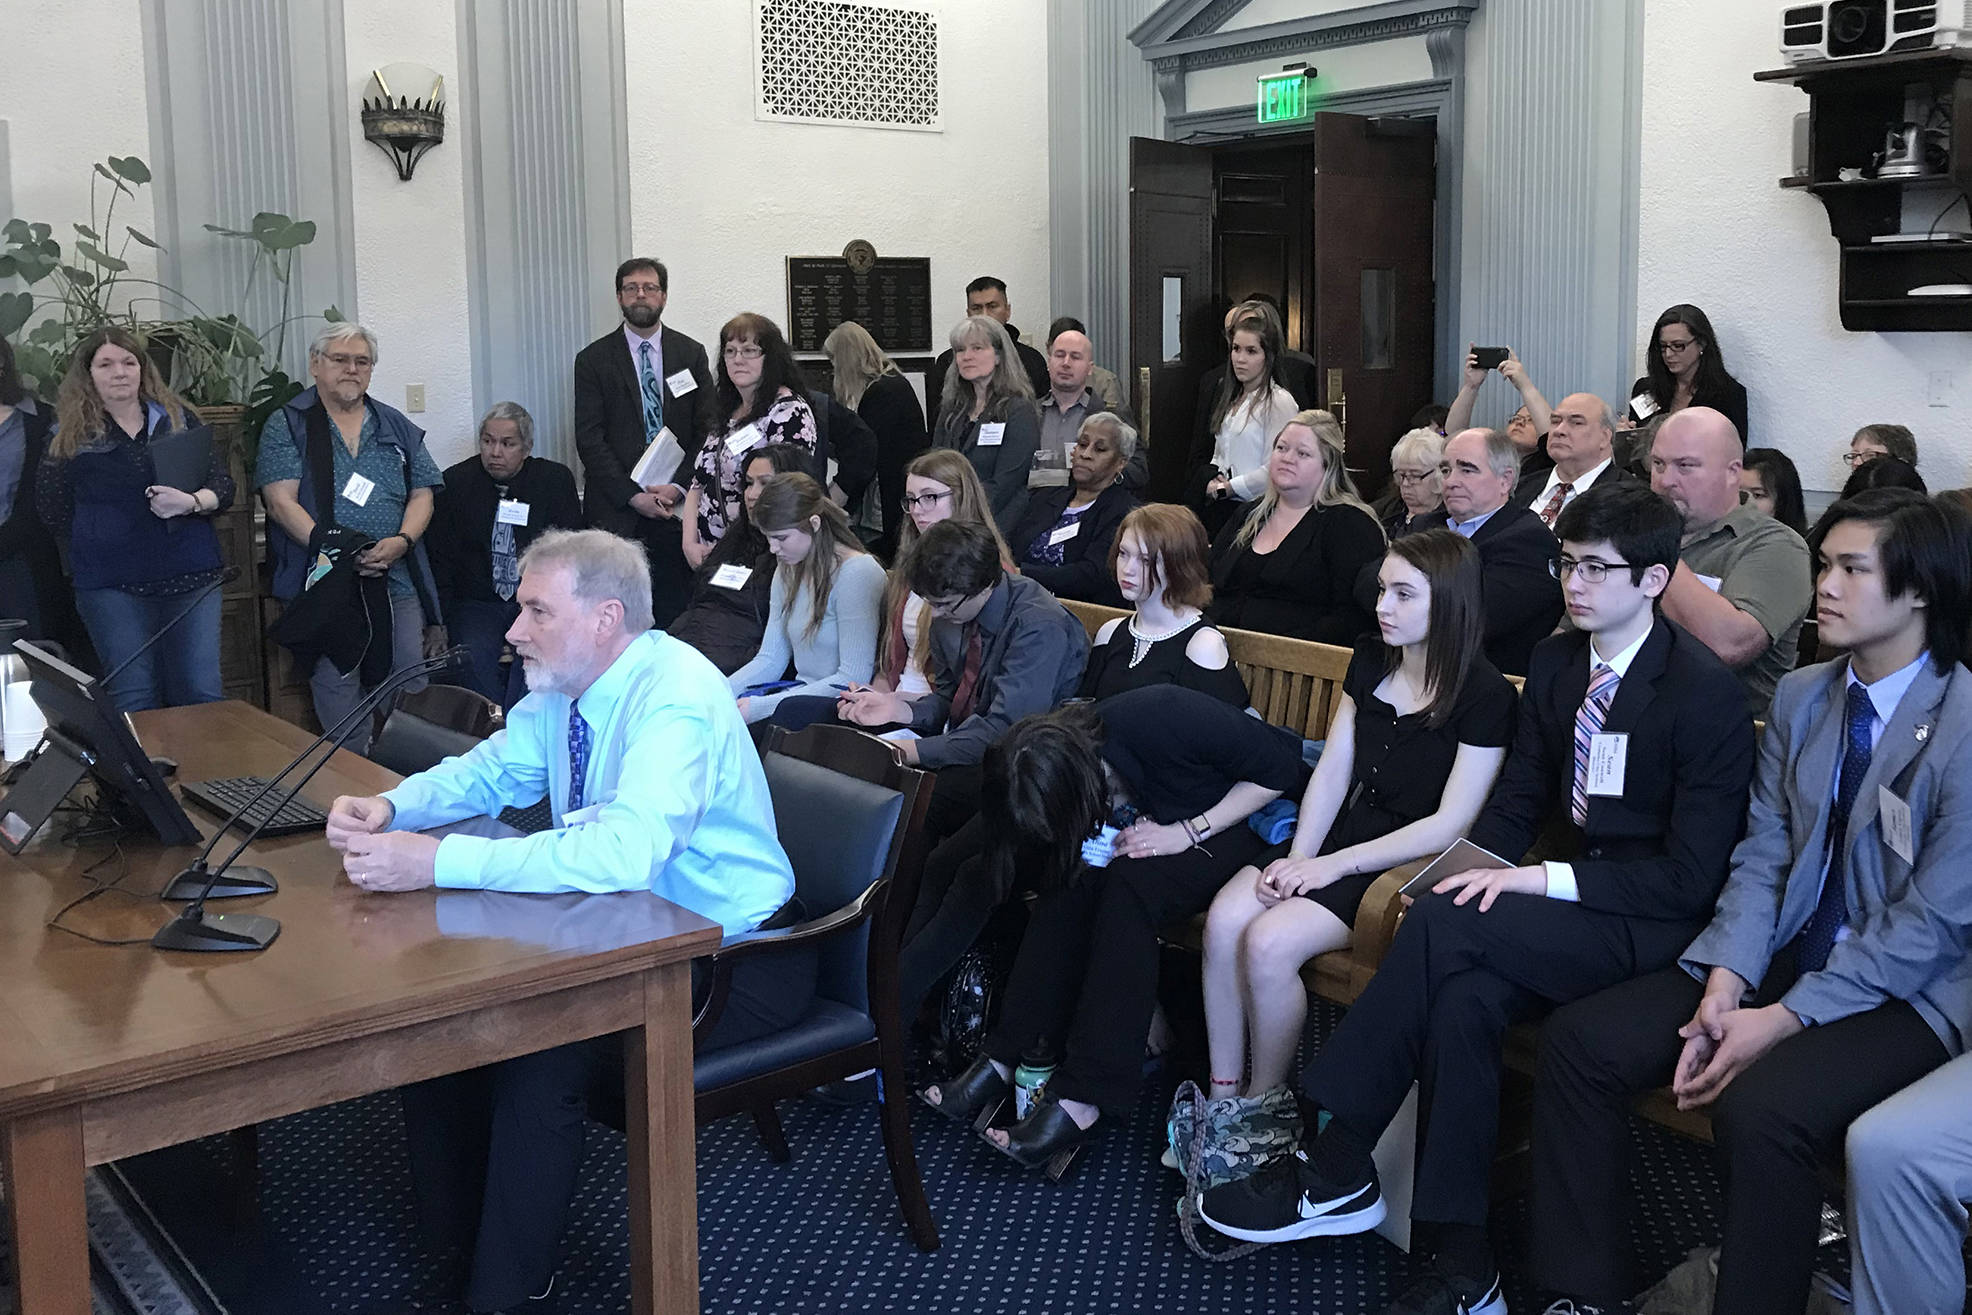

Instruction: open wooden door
[1130,137,1216,503]
[1310,112,1436,497]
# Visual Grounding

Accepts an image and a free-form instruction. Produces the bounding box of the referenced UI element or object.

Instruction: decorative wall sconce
[361,63,446,181]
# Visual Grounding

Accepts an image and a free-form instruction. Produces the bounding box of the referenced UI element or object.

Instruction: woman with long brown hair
[1186,304,1299,537]
[726,472,886,723]
[682,312,817,568]
[37,326,233,711]
[1196,530,1513,1125]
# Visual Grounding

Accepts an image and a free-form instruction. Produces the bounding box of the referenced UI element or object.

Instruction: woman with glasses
[1196,531,1511,1153]
[931,315,1041,529]
[1382,427,1448,538]
[1207,410,1387,644]
[1627,303,1750,445]
[1844,422,1919,474]
[682,313,817,569]
[38,327,233,712]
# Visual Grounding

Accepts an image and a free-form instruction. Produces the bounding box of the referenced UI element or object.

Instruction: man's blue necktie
[638,340,664,440]
[566,708,592,814]
[1796,682,1876,972]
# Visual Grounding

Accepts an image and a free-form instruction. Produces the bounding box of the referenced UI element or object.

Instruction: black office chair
[691,723,941,1251]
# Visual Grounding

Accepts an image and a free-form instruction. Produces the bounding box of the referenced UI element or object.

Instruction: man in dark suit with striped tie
[1198,483,1756,1315]
[572,257,715,626]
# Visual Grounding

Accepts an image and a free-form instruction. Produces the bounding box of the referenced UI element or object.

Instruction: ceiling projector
[1781,0,1972,62]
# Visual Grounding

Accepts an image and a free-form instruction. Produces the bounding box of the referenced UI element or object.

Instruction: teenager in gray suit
[1527,487,1972,1315]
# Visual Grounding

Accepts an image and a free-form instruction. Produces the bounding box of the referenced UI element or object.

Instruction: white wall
[343,0,477,468]
[1638,0,1972,491]
[621,2,1053,356]
[0,0,158,311]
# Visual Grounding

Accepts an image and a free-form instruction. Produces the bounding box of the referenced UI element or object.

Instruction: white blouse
[1211,383,1301,501]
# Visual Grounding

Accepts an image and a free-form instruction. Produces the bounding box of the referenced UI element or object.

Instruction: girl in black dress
[1199,529,1515,1105]
[1079,502,1247,705]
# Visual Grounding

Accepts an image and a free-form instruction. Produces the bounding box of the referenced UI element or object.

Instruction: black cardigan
[426,455,585,612]
[1207,498,1385,644]
[1627,373,1750,446]
[1007,481,1136,607]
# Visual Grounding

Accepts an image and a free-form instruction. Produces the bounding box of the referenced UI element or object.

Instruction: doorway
[1130,113,1437,501]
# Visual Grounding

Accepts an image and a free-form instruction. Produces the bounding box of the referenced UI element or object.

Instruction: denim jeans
[447,596,525,710]
[74,584,225,713]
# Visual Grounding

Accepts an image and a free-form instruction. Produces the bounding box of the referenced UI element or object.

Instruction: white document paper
[629,426,685,486]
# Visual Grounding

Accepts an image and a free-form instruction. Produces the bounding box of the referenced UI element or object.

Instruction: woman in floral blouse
[682,313,818,567]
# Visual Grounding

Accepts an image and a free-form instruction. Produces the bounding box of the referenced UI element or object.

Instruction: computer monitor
[0,641,202,853]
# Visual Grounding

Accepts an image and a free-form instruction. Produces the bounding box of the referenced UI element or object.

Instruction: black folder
[148,425,214,494]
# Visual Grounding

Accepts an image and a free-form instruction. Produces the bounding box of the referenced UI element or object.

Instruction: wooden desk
[0,700,721,1315]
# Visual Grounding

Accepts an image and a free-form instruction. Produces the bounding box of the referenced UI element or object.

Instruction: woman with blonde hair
[930,315,1040,528]
[727,471,886,723]
[37,326,233,711]
[1207,409,1385,644]
[823,321,927,556]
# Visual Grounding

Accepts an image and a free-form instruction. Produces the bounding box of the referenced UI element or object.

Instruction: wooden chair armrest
[1349,860,1426,988]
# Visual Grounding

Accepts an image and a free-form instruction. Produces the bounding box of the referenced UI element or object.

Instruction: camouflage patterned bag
[1166,1079,1305,1261]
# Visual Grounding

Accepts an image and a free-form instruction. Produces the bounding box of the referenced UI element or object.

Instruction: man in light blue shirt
[329,527,803,1315]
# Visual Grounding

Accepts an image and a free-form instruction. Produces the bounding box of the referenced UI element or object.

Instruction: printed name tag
[1879,785,1915,864]
[341,472,376,507]
[496,499,530,526]
[1048,521,1082,546]
[724,421,764,456]
[1695,572,1724,593]
[1587,732,1629,797]
[1630,392,1660,421]
[665,369,697,397]
[710,563,754,590]
[976,422,1007,447]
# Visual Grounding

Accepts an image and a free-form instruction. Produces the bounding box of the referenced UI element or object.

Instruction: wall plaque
[785,255,933,354]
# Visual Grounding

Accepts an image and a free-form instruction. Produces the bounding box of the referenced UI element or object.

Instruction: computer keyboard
[180,775,331,837]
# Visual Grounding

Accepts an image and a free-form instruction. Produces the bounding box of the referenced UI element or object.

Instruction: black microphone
[97,565,241,690]
[152,645,470,953]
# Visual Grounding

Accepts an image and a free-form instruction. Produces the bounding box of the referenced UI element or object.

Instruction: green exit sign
[1256,71,1313,124]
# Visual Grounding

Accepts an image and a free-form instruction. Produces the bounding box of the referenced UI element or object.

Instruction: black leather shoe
[919,1055,1009,1131]
[983,1092,1096,1180]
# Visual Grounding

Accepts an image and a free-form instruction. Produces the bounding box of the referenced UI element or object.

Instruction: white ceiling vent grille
[754,0,940,131]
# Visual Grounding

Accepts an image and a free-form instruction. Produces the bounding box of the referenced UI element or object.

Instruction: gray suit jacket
[1682,656,1972,1054]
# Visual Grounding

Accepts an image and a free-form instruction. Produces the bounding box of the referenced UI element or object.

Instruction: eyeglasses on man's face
[1843,448,1888,467]
[620,282,664,296]
[901,490,953,511]
[320,352,373,370]
[1549,555,1634,585]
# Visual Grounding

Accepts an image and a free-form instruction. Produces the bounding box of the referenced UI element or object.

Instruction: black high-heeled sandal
[984,1092,1097,1181]
[918,1054,1010,1131]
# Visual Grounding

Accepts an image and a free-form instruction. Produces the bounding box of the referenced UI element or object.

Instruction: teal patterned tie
[638,340,664,440]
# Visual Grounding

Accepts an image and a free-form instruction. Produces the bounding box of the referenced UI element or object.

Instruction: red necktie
[947,626,985,725]
[1539,481,1573,529]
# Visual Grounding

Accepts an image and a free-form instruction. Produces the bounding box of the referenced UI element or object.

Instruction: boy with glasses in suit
[1528,487,1972,1315]
[1199,483,1757,1315]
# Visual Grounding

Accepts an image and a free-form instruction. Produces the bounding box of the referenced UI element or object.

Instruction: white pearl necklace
[1127,610,1200,667]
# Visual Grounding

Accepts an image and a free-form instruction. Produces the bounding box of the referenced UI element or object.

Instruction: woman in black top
[1079,502,1247,705]
[667,444,811,673]
[823,321,928,559]
[1008,412,1139,607]
[1627,303,1750,445]
[920,688,1306,1169]
[1207,409,1386,643]
[1201,530,1514,1103]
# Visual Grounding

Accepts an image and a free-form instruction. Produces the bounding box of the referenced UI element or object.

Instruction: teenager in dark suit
[1357,426,1562,676]
[571,257,715,627]
[1200,483,1757,1315]
[426,403,584,708]
[1530,488,1972,1315]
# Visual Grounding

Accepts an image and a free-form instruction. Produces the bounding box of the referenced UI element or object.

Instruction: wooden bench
[1059,599,1722,1144]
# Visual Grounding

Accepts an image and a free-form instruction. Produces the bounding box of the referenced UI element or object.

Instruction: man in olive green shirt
[1649,408,1812,716]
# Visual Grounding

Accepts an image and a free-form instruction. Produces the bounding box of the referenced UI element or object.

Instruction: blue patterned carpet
[111,1006,1746,1315]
